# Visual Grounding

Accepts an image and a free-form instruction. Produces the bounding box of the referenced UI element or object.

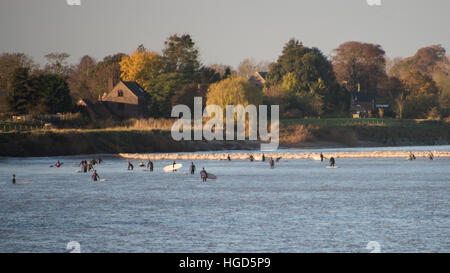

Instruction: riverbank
[1,118,449,157]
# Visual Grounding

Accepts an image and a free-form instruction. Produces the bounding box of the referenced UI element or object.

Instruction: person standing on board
[329,157,336,167]
[320,153,324,162]
[200,168,207,182]
[172,161,177,172]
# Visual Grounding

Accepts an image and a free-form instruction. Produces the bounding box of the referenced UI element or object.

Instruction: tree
[44,53,72,77]
[171,82,207,112]
[89,53,126,99]
[206,76,263,110]
[266,39,347,116]
[147,73,186,118]
[162,34,200,79]
[332,41,387,95]
[237,58,270,78]
[196,66,222,84]
[36,74,73,114]
[6,67,37,113]
[120,49,163,92]
[399,71,439,118]
[67,55,97,100]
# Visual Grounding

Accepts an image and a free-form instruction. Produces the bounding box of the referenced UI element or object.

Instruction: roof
[351,92,375,102]
[121,81,148,97]
[256,71,267,79]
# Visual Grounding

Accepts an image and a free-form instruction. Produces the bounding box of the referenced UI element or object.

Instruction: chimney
[108,77,114,92]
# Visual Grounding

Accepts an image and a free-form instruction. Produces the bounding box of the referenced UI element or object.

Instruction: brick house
[101,81,150,119]
[350,92,376,118]
[249,71,267,88]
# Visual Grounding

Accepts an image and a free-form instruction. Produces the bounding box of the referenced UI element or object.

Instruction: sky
[0,0,449,68]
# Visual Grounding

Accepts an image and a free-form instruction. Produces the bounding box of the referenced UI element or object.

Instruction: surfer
[270,157,275,169]
[190,162,196,174]
[227,154,231,161]
[262,154,266,162]
[12,174,16,184]
[409,152,416,161]
[82,160,88,173]
[98,158,103,164]
[329,157,336,167]
[172,161,177,172]
[88,161,94,172]
[128,161,134,171]
[200,168,207,182]
[249,155,254,162]
[320,153,324,162]
[147,160,154,171]
[428,152,434,161]
[92,170,100,181]
[55,160,62,168]
[276,157,282,162]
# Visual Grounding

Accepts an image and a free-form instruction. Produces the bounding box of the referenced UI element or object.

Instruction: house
[101,81,150,119]
[350,92,376,118]
[78,81,150,120]
[249,71,267,88]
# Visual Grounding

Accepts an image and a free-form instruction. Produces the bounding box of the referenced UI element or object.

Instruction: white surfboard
[326,166,340,169]
[163,163,183,172]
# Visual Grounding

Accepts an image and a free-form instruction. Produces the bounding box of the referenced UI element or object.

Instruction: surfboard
[99,178,107,182]
[206,173,217,179]
[326,166,340,169]
[163,163,183,172]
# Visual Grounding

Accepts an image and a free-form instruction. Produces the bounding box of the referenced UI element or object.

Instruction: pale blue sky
[0,0,449,68]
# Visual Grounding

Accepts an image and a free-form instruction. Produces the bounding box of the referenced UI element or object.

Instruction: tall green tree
[6,67,37,113]
[36,74,73,114]
[266,39,348,116]
[162,34,200,79]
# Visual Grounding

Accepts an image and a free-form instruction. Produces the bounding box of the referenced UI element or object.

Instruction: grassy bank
[1,118,449,157]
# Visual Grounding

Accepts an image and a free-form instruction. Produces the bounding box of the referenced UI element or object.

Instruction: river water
[0,146,449,253]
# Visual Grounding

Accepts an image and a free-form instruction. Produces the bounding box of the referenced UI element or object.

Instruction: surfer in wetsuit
[409,152,416,161]
[200,168,207,182]
[82,160,88,173]
[227,154,231,161]
[172,161,177,172]
[55,160,62,168]
[190,162,196,174]
[92,170,100,181]
[320,153,324,162]
[329,157,335,167]
[262,154,266,162]
[249,155,254,162]
[128,161,134,171]
[147,160,154,171]
[270,157,275,169]
[12,174,16,184]
[98,158,103,164]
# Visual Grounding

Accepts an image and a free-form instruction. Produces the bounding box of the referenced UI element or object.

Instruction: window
[118,103,124,110]
[117,90,124,97]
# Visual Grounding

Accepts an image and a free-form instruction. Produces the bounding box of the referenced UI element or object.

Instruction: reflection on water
[0,146,449,253]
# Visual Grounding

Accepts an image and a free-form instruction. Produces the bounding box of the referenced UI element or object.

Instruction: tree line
[0,35,449,120]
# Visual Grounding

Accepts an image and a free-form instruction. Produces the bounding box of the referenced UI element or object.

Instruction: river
[0,145,449,253]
